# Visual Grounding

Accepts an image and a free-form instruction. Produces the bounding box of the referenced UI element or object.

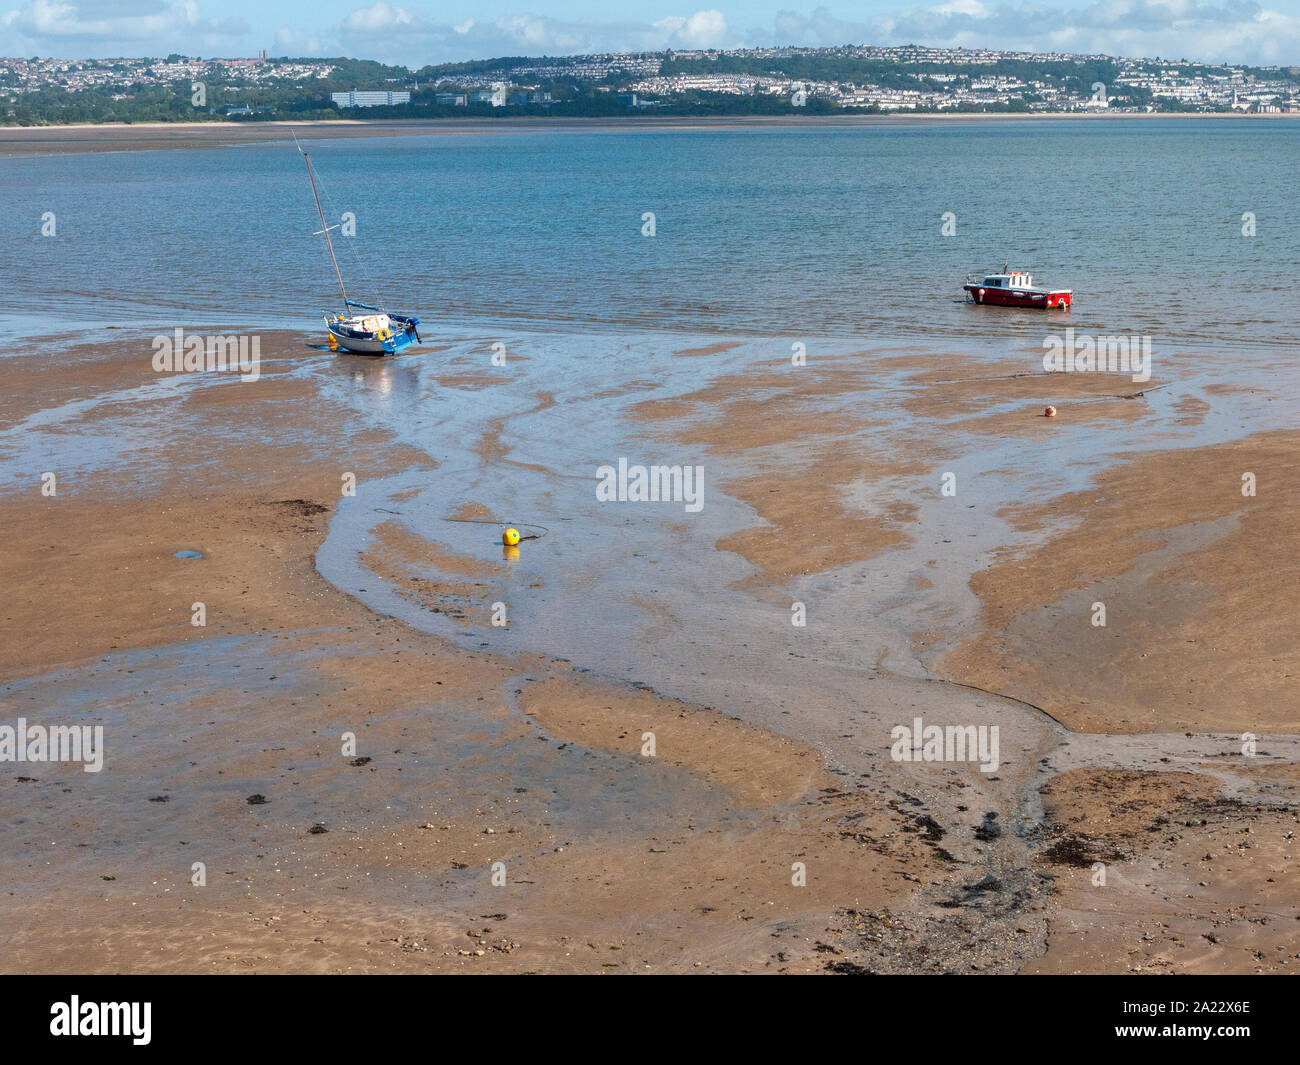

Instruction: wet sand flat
[940,431,1300,734]
[0,331,938,973]
[2,323,1298,975]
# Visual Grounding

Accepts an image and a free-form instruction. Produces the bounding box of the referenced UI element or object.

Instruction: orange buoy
[1044,406,1057,418]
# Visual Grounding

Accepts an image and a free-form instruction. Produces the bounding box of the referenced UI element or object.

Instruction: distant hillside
[3,45,1297,125]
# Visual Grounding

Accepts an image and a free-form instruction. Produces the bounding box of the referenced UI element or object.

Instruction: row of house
[0,55,333,94]
[434,88,552,107]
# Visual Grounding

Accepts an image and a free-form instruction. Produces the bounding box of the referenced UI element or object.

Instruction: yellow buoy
[503,528,521,546]
[328,334,338,351]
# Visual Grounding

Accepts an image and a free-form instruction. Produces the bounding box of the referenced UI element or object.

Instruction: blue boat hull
[325,306,422,355]
[327,325,418,355]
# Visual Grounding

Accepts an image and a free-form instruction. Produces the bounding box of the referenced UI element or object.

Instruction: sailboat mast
[303,150,349,311]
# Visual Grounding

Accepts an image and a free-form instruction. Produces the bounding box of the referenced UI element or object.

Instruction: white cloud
[2,0,247,48]
[308,6,739,64]
[3,0,1297,67]
[763,2,1300,65]
[934,0,990,16]
[274,25,327,57]
[680,9,729,47]
[653,10,728,47]
[313,1,1300,65]
[341,2,413,33]
[492,13,584,51]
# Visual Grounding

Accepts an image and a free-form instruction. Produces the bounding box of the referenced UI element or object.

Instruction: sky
[3,0,1300,67]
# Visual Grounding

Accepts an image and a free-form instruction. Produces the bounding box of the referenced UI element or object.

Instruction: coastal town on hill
[2,43,1298,123]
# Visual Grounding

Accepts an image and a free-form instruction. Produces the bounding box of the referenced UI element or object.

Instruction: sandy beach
[3,314,1297,974]
[0,333,942,973]
[2,111,1295,158]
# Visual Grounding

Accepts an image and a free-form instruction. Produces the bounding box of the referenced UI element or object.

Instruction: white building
[468,84,508,106]
[331,89,411,108]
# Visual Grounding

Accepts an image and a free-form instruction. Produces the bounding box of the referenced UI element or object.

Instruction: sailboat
[298,141,421,355]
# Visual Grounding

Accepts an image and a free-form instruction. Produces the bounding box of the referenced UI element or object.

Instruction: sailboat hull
[327,323,419,355]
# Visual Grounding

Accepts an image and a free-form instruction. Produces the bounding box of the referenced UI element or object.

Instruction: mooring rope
[444,516,549,541]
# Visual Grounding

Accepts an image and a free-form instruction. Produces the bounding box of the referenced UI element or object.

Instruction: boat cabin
[964,266,1070,309]
[982,271,1033,289]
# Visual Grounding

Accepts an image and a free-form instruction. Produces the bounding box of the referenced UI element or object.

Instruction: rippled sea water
[4,118,1297,349]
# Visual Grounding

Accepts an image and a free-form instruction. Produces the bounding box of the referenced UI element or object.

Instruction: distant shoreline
[2,111,1296,157]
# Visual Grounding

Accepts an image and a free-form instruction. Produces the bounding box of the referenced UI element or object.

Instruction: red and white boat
[964,268,1072,309]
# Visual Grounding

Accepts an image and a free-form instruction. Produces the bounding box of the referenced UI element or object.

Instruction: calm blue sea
[3,118,1297,348]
